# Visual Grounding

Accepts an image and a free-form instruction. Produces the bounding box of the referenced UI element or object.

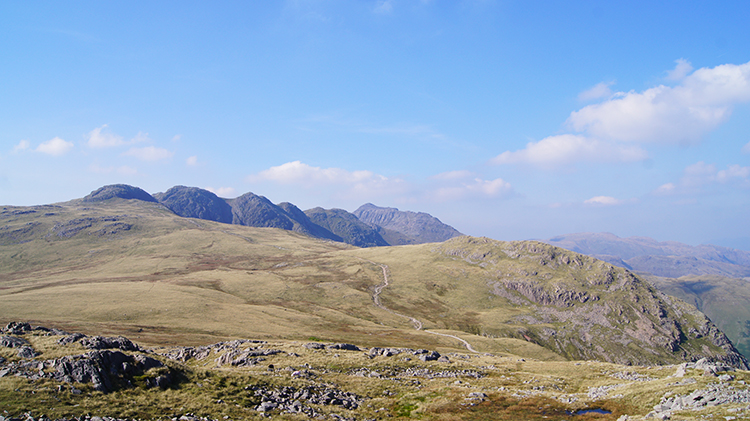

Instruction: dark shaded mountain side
[154,186,233,224]
[228,192,295,230]
[305,207,389,248]
[277,202,342,242]
[354,203,463,244]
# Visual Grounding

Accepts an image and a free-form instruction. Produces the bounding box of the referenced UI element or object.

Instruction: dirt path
[368,261,479,354]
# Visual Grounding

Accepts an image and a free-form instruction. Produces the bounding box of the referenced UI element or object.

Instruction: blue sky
[2,1,750,249]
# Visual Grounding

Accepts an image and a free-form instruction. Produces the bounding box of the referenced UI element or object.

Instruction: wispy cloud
[12,140,30,153]
[584,196,624,206]
[490,134,647,168]
[743,141,750,154]
[87,125,149,148]
[36,137,73,156]
[373,0,394,14]
[578,81,615,101]
[653,161,750,195]
[431,177,513,202]
[666,58,694,81]
[123,146,174,161]
[186,156,198,166]
[248,161,408,201]
[87,125,123,148]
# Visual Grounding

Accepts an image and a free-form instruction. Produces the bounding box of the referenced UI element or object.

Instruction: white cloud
[428,170,513,202]
[88,125,151,148]
[186,156,198,166]
[13,140,30,152]
[36,137,73,156]
[491,134,648,167]
[205,187,236,197]
[584,196,623,206]
[248,161,408,199]
[578,81,615,101]
[653,182,676,196]
[249,160,383,186]
[373,0,394,14]
[743,141,750,154]
[123,146,174,161]
[172,134,182,142]
[87,125,124,148]
[567,61,750,144]
[666,58,694,81]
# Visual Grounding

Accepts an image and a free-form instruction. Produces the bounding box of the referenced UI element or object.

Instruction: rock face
[305,207,388,248]
[354,203,463,245]
[82,184,157,203]
[434,237,750,368]
[154,186,234,224]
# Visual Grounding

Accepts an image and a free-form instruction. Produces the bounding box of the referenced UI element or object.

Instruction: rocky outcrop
[0,349,169,393]
[354,203,463,244]
[434,237,750,368]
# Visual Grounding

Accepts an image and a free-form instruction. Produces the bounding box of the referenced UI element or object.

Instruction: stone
[0,336,28,348]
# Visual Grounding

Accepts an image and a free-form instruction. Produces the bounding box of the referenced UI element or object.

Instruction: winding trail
[368,261,479,354]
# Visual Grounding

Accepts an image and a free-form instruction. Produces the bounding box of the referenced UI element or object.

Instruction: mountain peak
[353,203,462,244]
[82,184,157,203]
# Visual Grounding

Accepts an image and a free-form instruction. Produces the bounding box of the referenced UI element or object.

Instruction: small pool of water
[573,408,612,415]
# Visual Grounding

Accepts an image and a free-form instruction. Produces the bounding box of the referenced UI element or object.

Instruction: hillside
[3,195,750,419]
[0,196,745,370]
[544,232,750,361]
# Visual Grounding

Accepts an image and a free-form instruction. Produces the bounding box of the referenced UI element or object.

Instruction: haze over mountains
[544,232,750,278]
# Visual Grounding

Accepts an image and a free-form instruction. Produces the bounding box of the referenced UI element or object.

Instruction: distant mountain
[82,184,157,203]
[276,202,341,242]
[154,186,233,224]
[544,232,750,278]
[305,207,389,248]
[71,185,464,249]
[228,192,293,229]
[353,203,463,245]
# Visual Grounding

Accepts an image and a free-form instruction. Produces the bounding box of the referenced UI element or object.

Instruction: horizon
[2,2,749,250]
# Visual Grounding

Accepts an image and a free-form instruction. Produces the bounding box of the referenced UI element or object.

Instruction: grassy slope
[0,200,742,367]
[0,200,540,355]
